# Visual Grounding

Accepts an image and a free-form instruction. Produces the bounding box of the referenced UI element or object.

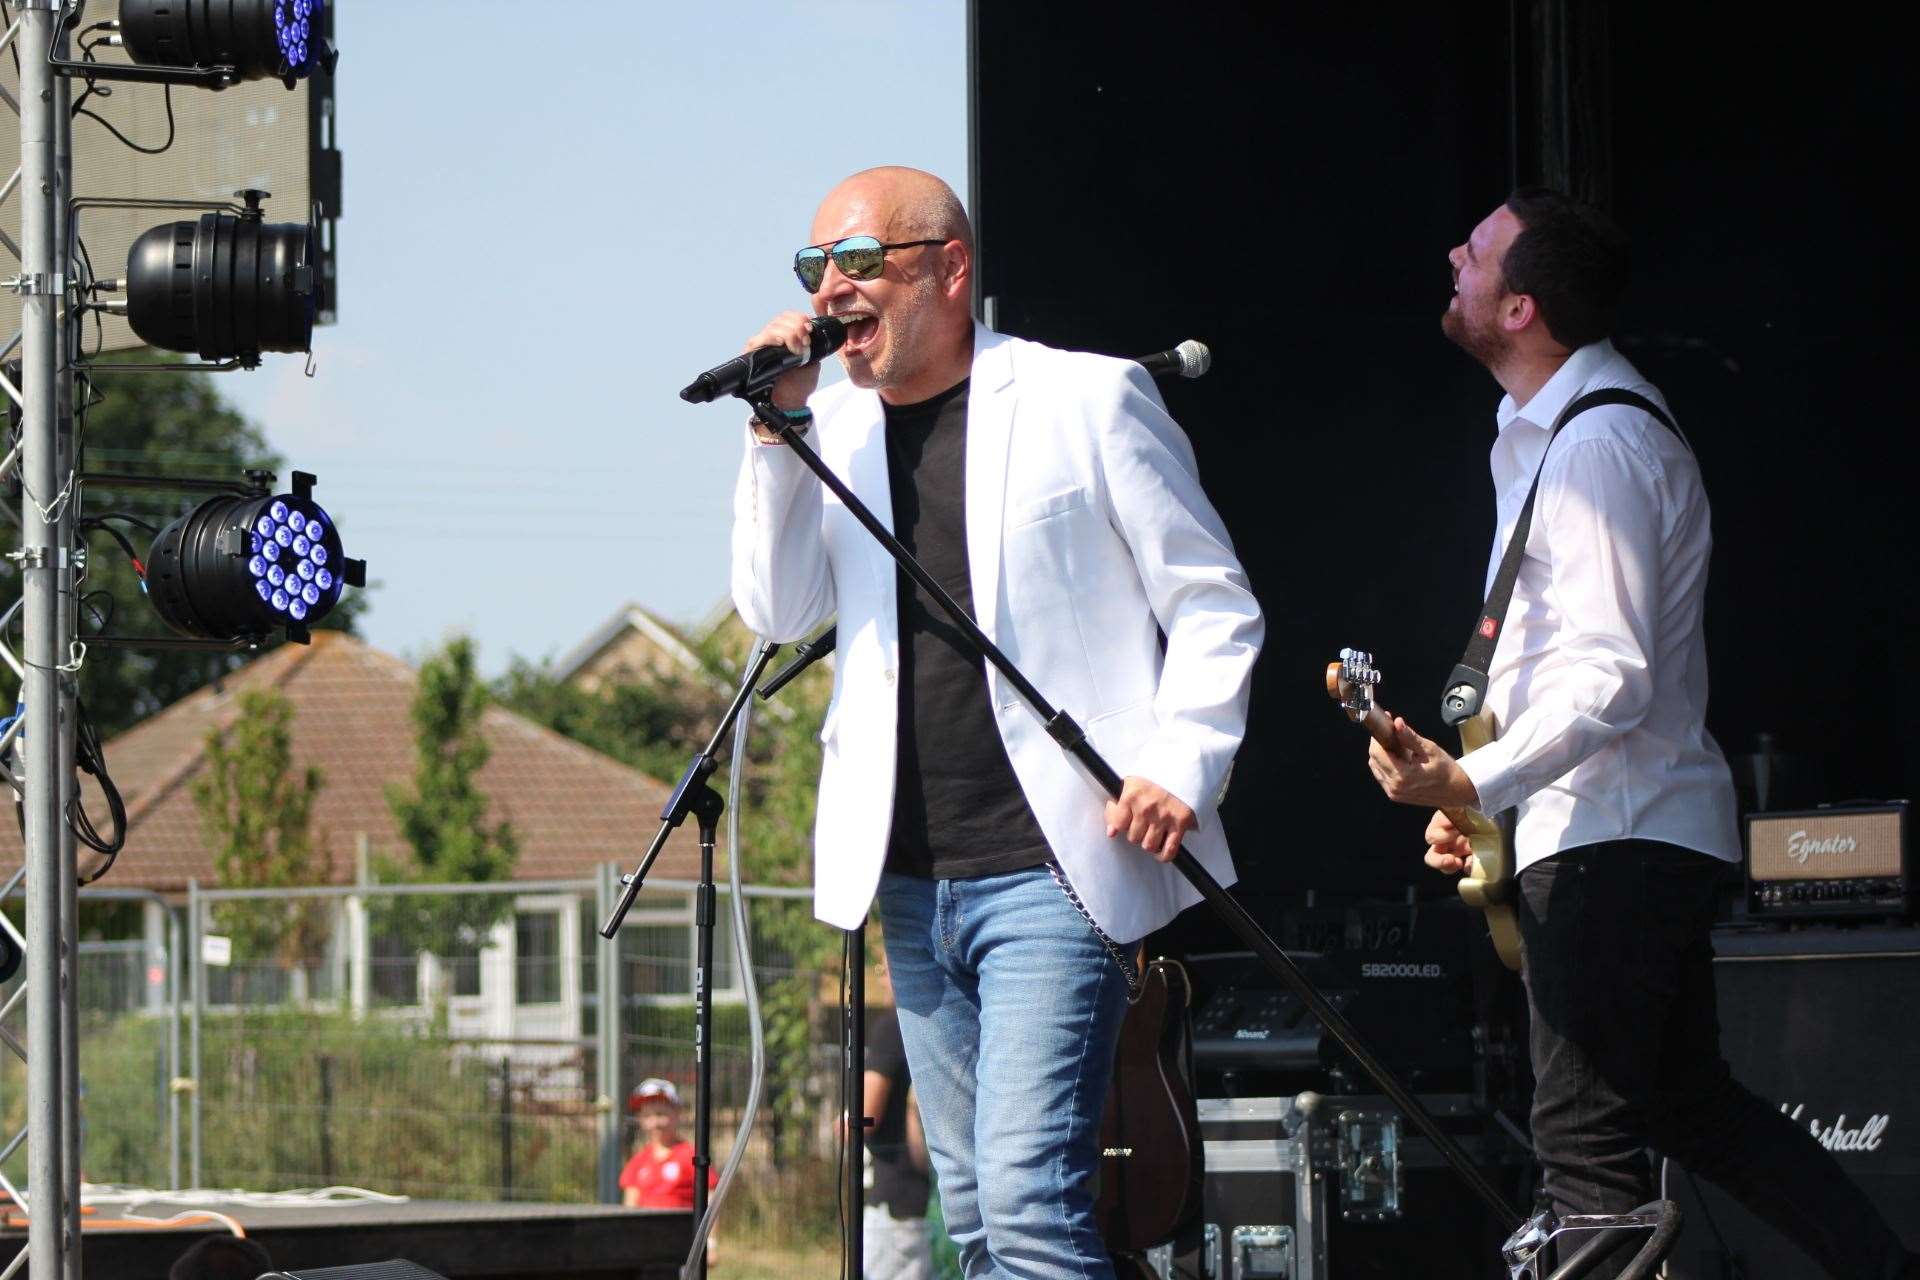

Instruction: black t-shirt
[882,377,1052,880]
[864,1006,929,1218]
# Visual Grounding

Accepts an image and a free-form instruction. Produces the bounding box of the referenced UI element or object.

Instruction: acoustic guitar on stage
[1326,647,1521,970]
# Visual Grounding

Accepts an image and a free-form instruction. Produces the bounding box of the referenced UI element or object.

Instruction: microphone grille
[1174,339,1212,379]
[811,315,849,357]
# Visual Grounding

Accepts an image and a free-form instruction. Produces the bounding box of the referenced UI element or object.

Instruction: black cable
[78,518,146,577]
[73,81,176,156]
[89,511,160,536]
[1679,1164,1738,1270]
[75,237,107,360]
[73,695,127,872]
[78,585,111,623]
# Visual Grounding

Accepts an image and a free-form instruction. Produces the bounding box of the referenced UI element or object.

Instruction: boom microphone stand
[737,386,1527,1238]
[601,640,784,1280]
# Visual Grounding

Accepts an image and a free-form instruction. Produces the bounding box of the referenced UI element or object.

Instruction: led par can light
[125,195,317,363]
[119,0,337,87]
[145,472,366,643]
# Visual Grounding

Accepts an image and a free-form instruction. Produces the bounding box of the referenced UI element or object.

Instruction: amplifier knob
[1789,885,1807,902]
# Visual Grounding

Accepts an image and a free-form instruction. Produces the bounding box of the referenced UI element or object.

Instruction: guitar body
[1450,709,1522,970]
[1326,653,1522,971]
[1096,958,1203,1259]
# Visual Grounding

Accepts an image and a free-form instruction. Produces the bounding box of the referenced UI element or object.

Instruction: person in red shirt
[620,1078,716,1211]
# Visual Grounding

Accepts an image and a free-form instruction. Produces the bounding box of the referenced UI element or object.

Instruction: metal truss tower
[2,1,81,1276]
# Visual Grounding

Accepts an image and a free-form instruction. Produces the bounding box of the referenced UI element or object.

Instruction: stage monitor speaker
[1664,927,1920,1279]
[267,1263,448,1280]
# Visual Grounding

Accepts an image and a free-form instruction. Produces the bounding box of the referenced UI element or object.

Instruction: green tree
[191,688,331,969]
[492,656,712,784]
[8,358,369,738]
[377,636,519,991]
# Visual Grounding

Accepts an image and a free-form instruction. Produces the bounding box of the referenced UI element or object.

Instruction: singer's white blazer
[730,328,1263,944]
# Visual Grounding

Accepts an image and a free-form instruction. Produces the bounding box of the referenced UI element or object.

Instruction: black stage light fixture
[124,189,316,365]
[118,0,338,89]
[144,471,366,644]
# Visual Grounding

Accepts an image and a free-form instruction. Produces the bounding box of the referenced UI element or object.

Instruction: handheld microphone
[680,316,849,404]
[1134,339,1211,381]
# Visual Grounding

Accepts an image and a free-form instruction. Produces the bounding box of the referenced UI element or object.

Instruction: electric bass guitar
[1326,648,1521,970]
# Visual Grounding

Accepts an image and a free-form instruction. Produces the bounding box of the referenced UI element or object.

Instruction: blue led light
[315,568,334,590]
[289,599,309,621]
[306,520,326,543]
[250,533,263,553]
[255,580,273,602]
[295,559,316,581]
[261,540,281,562]
[301,583,321,606]
[287,510,306,533]
[248,556,268,578]
[255,515,275,536]
[271,589,290,612]
[267,565,286,587]
[274,526,293,547]
[309,543,328,565]
[269,500,289,522]
[293,535,312,556]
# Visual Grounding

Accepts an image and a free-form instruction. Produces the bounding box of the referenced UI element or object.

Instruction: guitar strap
[1439,388,1683,727]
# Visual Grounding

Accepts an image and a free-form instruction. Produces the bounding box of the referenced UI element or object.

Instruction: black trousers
[1518,840,1911,1280]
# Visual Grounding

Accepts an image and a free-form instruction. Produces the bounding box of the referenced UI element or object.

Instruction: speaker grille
[1747,807,1905,881]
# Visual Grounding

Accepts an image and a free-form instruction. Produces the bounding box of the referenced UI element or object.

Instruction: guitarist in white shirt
[1365,188,1915,1279]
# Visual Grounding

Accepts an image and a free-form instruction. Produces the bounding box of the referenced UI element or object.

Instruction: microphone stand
[601,638,785,1280]
[740,387,1524,1237]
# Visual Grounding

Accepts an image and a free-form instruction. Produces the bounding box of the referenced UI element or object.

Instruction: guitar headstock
[1325,647,1382,723]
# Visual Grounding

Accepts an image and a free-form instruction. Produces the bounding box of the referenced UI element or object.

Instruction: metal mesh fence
[1,871,844,1216]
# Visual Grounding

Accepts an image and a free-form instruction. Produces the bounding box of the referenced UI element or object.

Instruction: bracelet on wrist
[750,406,812,443]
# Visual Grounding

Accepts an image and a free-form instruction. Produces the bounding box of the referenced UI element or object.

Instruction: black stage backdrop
[968,1,1914,918]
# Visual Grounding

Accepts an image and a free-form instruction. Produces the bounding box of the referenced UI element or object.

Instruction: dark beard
[1441,303,1508,368]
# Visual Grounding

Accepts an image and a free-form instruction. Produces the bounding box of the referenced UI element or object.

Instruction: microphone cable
[679,641,774,1279]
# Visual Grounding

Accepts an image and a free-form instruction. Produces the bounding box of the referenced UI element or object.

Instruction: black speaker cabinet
[1665,926,1920,1278]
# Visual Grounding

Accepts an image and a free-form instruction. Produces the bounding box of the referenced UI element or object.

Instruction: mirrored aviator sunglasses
[792,235,946,294]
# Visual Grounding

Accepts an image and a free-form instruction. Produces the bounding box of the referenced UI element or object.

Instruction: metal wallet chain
[1045,860,1143,1002]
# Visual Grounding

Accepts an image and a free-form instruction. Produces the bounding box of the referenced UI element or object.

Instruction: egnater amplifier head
[1746,802,1911,919]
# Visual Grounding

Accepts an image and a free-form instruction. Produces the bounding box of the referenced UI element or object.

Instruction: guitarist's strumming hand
[1366,715,1481,811]
[1422,810,1477,876]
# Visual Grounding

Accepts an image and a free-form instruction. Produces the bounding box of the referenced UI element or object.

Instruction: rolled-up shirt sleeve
[1458,437,1663,816]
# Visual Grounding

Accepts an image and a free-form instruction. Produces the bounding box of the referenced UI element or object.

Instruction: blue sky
[219,2,968,673]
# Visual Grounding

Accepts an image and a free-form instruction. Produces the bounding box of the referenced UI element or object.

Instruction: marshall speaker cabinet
[1745,802,1910,920]
[1665,925,1920,1278]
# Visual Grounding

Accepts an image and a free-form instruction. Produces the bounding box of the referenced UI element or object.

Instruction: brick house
[1,630,739,1045]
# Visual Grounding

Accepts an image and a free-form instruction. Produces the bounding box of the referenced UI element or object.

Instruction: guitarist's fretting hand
[1422,810,1477,876]
[1366,715,1482,811]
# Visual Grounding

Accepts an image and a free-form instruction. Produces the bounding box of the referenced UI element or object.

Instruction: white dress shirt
[1456,340,1740,870]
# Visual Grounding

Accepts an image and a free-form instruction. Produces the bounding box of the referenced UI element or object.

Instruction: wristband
[750,406,812,443]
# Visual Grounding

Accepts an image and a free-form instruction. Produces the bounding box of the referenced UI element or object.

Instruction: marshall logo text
[1779,1102,1890,1153]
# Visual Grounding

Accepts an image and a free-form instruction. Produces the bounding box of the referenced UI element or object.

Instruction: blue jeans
[876,867,1131,1280]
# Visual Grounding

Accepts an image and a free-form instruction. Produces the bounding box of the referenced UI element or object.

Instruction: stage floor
[3,1197,690,1280]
